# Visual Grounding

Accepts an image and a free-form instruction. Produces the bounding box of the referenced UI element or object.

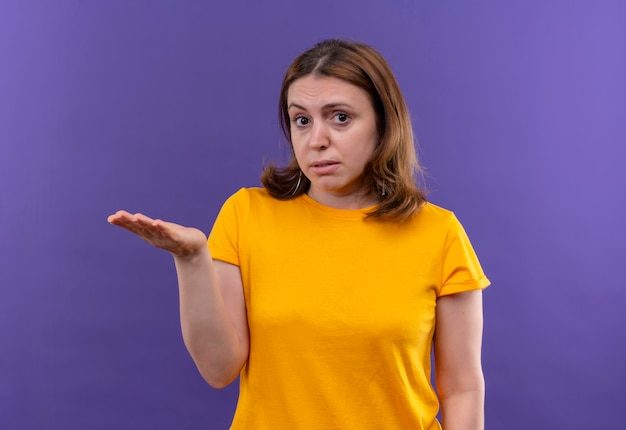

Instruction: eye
[292,116,309,127]
[333,112,350,124]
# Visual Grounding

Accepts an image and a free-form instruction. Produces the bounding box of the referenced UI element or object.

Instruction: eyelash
[291,113,350,127]
[334,113,349,124]
[293,116,309,127]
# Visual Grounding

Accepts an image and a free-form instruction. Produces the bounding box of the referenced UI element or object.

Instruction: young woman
[108,39,490,430]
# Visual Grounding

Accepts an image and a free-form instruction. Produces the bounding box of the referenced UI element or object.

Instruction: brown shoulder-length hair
[261,38,427,221]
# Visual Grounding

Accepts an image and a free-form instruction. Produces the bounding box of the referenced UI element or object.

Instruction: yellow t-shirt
[208,187,490,429]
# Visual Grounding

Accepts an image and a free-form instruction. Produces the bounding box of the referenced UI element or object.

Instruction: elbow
[205,378,233,390]
[197,363,243,389]
[437,367,485,401]
[202,372,237,390]
[183,334,249,389]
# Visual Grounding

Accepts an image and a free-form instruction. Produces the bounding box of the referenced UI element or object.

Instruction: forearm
[439,381,485,430]
[174,248,246,388]
[106,211,247,387]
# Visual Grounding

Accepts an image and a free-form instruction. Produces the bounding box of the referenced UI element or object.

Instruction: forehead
[287,75,372,107]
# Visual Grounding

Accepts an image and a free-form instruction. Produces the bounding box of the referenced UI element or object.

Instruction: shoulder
[224,187,271,204]
[399,202,470,244]
[221,187,285,215]
[413,201,456,226]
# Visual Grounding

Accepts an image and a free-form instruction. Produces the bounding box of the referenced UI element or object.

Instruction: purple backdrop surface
[1,1,625,429]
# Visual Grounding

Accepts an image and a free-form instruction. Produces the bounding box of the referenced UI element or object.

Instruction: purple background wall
[1,1,625,429]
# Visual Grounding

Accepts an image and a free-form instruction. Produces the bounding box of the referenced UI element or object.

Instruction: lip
[309,159,340,175]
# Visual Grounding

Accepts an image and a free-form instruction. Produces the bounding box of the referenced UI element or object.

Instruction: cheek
[291,139,303,154]
[291,141,307,164]
[358,132,378,159]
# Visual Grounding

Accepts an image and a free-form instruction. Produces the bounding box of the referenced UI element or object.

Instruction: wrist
[173,243,211,263]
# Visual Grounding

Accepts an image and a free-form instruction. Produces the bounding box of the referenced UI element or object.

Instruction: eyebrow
[287,102,353,111]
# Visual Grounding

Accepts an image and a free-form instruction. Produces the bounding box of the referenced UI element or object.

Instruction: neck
[306,189,378,210]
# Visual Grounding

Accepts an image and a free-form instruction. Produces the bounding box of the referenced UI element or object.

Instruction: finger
[128,216,178,244]
[149,219,178,241]
[150,218,170,231]
[108,211,181,248]
[131,213,157,227]
[109,212,156,237]
[107,209,131,224]
[108,212,141,232]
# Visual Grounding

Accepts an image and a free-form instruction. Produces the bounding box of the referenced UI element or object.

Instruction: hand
[107,210,208,258]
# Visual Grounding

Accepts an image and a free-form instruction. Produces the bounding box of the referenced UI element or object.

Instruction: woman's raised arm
[107,210,249,388]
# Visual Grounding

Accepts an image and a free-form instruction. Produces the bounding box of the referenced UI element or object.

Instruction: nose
[309,121,329,150]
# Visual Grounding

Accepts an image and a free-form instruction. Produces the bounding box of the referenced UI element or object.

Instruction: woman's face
[287,75,379,209]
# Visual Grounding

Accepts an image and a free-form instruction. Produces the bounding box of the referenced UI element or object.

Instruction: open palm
[107,210,207,257]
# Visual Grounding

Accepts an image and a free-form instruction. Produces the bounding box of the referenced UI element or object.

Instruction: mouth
[310,160,339,167]
[309,160,340,175]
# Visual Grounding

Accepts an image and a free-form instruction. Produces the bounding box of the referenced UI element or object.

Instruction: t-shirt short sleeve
[438,213,490,296]
[207,188,248,266]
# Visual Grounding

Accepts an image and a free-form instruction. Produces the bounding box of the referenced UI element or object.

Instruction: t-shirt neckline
[299,193,378,219]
